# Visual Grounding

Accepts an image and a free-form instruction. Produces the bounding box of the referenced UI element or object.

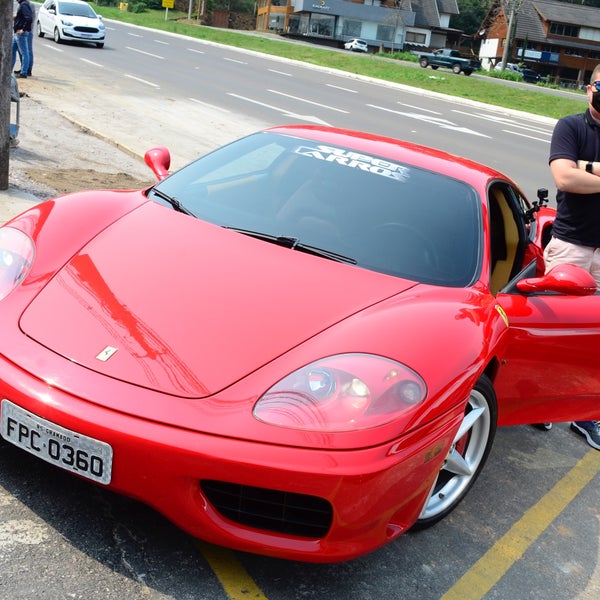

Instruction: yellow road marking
[197,541,269,600]
[196,452,600,599]
[441,450,600,600]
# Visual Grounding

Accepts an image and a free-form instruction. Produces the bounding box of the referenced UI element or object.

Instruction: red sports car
[0,126,597,563]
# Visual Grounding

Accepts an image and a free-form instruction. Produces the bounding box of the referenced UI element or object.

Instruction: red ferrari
[0,126,597,562]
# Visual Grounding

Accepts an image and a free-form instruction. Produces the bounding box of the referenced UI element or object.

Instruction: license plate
[1,399,113,485]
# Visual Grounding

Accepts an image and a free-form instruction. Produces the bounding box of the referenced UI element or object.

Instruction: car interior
[488,183,528,295]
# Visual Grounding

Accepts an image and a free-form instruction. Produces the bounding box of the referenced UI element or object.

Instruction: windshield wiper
[151,188,195,216]
[225,227,356,264]
[293,242,357,264]
[224,227,290,245]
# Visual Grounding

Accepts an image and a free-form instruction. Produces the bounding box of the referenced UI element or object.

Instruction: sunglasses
[592,81,600,92]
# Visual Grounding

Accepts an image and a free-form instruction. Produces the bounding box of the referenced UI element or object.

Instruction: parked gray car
[494,62,542,84]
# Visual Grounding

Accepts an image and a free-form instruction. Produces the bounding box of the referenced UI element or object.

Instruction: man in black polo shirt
[544,63,600,450]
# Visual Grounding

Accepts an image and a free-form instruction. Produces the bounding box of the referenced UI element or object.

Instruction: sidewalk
[0,185,39,226]
[1,40,265,227]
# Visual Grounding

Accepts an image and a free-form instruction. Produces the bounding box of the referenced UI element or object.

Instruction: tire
[452,63,462,75]
[415,374,497,528]
[37,22,44,38]
[464,69,473,76]
[53,28,62,44]
[96,43,104,48]
[419,58,429,68]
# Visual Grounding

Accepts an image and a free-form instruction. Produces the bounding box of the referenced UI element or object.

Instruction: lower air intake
[201,480,333,538]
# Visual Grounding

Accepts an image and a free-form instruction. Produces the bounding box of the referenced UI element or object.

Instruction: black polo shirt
[549,109,600,247]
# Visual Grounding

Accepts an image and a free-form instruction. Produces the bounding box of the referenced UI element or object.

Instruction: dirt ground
[25,167,149,195]
[8,92,156,199]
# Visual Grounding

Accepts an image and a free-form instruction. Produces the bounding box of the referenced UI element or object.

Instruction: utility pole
[500,0,525,71]
[1,0,14,190]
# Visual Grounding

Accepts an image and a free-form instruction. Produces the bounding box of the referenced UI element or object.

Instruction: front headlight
[253,353,427,432]
[0,228,35,301]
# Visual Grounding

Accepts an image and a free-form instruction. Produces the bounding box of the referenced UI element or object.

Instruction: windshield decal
[294,145,410,182]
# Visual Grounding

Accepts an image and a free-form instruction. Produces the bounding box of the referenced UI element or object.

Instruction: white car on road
[344,39,368,53]
[37,0,105,48]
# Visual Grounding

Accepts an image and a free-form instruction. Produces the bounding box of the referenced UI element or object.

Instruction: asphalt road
[1,17,599,600]
[26,16,582,202]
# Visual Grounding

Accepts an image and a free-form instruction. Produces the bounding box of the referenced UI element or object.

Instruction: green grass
[93,5,587,120]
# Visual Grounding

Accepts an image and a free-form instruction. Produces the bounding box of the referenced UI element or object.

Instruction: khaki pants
[543,237,600,286]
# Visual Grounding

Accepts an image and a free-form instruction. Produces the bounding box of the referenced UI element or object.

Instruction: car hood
[58,14,101,26]
[19,203,414,398]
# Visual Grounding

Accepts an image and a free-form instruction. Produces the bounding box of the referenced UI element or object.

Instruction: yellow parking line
[441,450,600,600]
[197,541,269,600]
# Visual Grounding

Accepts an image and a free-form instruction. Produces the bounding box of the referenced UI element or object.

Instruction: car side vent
[200,480,333,538]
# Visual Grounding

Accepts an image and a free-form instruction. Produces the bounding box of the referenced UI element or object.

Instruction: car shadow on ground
[0,423,598,599]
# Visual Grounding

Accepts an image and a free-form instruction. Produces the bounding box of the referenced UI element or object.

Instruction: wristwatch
[586,161,594,174]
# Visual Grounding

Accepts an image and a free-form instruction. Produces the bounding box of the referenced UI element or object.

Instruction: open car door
[494,261,600,426]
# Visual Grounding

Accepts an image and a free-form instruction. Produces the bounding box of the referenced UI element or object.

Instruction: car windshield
[150,132,481,286]
[58,2,97,17]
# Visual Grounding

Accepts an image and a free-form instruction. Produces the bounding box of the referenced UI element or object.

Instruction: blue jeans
[27,30,33,74]
[11,31,31,75]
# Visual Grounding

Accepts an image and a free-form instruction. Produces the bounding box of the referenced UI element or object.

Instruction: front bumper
[62,28,105,42]
[0,354,460,562]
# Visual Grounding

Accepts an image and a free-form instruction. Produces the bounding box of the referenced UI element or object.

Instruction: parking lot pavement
[1,422,599,599]
[0,188,39,225]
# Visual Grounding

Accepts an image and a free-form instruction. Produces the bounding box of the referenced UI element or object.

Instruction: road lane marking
[124,74,160,88]
[228,93,332,125]
[452,109,553,136]
[126,46,165,60]
[502,129,552,143]
[368,104,489,137]
[80,58,104,68]
[327,84,358,93]
[397,102,441,114]
[268,89,349,113]
[441,450,600,599]
[197,541,269,600]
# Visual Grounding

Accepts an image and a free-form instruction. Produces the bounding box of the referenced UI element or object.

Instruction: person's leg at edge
[571,421,600,450]
[11,37,20,71]
[26,31,33,75]
[15,33,30,78]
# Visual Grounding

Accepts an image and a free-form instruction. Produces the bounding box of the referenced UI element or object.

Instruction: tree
[1,0,14,190]
[455,0,600,38]
[500,0,526,71]
[382,6,405,52]
[453,0,494,35]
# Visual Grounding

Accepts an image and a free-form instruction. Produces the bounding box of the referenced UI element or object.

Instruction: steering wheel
[364,222,440,277]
